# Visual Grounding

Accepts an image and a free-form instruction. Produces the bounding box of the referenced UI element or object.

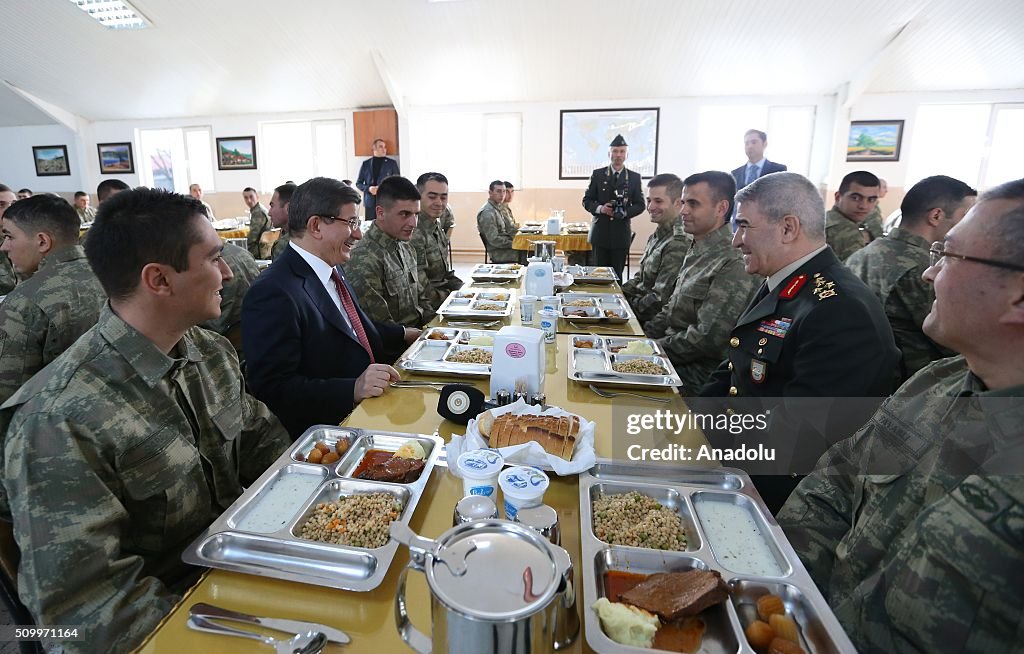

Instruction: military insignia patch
[779,274,807,299]
[812,275,839,301]
[750,359,767,383]
[756,318,792,338]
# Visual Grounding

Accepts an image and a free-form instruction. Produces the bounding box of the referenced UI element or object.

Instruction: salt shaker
[452,495,499,527]
[512,504,560,546]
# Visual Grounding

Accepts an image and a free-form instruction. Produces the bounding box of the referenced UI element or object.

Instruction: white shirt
[766,245,828,291]
[289,241,352,330]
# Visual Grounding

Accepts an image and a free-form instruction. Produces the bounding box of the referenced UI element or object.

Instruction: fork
[445,320,501,328]
[588,383,671,403]
[187,615,327,654]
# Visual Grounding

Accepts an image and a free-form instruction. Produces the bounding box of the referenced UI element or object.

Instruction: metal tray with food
[397,328,496,377]
[558,293,632,324]
[579,460,856,654]
[437,289,516,319]
[567,336,682,389]
[469,263,525,282]
[565,265,619,284]
[182,426,444,591]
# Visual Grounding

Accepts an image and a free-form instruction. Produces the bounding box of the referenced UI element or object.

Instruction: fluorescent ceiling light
[66,0,151,29]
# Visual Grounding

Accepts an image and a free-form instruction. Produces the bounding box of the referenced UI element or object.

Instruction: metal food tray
[397,327,495,377]
[567,335,682,390]
[565,265,618,284]
[182,426,444,591]
[580,460,856,654]
[558,293,632,324]
[469,263,525,282]
[436,289,516,320]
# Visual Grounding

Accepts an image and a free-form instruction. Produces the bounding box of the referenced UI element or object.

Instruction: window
[409,112,522,191]
[982,104,1024,188]
[696,105,815,177]
[259,120,347,191]
[906,104,991,188]
[138,126,214,193]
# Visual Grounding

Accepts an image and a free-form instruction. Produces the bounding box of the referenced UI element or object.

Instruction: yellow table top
[513,232,591,251]
[217,228,249,240]
[136,334,705,653]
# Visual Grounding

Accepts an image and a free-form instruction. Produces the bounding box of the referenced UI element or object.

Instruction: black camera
[612,188,628,219]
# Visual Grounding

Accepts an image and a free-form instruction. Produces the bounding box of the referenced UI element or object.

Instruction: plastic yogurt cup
[456,449,505,499]
[538,309,558,343]
[519,295,538,324]
[498,466,550,520]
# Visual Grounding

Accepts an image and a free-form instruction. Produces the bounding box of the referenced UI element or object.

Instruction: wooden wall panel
[353,108,399,156]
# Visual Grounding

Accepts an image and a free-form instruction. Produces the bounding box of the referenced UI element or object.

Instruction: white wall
[0,123,84,193]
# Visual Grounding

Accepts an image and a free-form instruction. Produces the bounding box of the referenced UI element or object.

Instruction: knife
[190,602,350,645]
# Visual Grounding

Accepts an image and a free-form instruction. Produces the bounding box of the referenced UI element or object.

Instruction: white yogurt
[695,498,783,576]
[236,473,324,533]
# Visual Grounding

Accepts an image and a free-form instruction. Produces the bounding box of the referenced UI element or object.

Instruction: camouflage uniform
[411,212,463,313]
[846,227,954,382]
[439,206,456,236]
[199,243,260,360]
[620,219,690,325]
[271,228,291,261]
[477,199,519,263]
[0,252,16,295]
[247,203,270,258]
[0,305,289,653]
[0,245,105,407]
[644,224,759,393]
[825,205,884,261]
[345,222,427,327]
[778,356,1024,653]
[74,205,97,225]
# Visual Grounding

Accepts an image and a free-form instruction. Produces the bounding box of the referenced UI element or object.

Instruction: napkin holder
[489,326,544,399]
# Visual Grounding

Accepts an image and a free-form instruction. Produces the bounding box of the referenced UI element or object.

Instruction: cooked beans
[612,360,668,375]
[447,348,492,364]
[592,491,686,550]
[298,493,400,549]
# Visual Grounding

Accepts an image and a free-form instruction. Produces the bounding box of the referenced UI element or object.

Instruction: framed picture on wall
[32,145,71,176]
[559,108,659,179]
[846,120,904,162]
[216,136,257,170]
[97,142,135,174]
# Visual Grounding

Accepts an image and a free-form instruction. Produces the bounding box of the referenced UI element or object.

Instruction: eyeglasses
[317,214,362,230]
[928,241,1024,272]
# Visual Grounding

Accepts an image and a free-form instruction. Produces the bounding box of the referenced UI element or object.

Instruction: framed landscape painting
[32,145,70,176]
[216,136,257,170]
[846,120,904,162]
[97,142,135,174]
[559,108,659,179]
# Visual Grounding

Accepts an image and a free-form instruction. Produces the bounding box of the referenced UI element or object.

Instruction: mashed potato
[393,439,426,460]
[620,341,655,355]
[592,597,659,648]
[467,335,495,346]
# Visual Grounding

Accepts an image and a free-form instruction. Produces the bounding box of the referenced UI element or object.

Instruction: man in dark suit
[355,138,400,220]
[582,134,645,280]
[698,172,899,512]
[731,129,787,190]
[242,177,421,438]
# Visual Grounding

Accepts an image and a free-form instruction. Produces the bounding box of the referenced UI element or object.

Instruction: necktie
[746,164,759,186]
[331,270,375,363]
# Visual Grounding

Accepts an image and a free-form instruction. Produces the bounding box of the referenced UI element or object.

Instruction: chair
[625,231,636,279]
[479,234,491,263]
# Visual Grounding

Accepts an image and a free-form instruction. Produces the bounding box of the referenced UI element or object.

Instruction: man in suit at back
[731,129,787,190]
[242,177,420,438]
[355,138,400,220]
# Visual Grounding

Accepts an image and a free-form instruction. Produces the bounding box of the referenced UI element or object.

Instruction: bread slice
[487,412,579,461]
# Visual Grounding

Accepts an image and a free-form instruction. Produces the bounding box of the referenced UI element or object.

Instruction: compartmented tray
[579,460,855,654]
[397,327,497,377]
[565,265,618,284]
[437,289,516,320]
[469,263,525,282]
[558,293,632,324]
[182,426,444,591]
[567,335,682,389]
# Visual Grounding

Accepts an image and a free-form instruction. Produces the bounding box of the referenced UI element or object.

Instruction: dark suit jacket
[355,157,400,219]
[242,244,405,438]
[732,160,788,190]
[582,166,645,249]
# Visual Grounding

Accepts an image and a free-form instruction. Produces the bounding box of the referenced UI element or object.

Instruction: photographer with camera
[582,134,645,280]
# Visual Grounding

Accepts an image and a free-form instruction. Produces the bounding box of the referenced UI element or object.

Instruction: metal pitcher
[392,519,574,654]
[533,240,556,261]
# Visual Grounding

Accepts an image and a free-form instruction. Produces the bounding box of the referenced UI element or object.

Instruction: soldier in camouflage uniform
[0,188,290,654]
[620,173,690,325]
[244,186,270,258]
[199,242,259,360]
[779,179,1024,652]
[500,181,516,224]
[0,195,106,407]
[825,170,884,261]
[411,173,463,313]
[645,172,758,393]
[439,204,456,238]
[345,176,429,326]
[846,175,977,382]
[268,182,296,262]
[477,180,519,263]
[0,185,18,294]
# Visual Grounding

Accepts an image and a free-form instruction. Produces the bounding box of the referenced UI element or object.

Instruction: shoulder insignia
[812,274,839,301]
[779,274,807,299]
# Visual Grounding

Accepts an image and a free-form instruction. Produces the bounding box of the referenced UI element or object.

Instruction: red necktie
[331,270,375,363]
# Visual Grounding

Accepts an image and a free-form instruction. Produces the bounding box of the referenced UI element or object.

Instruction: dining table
[135,278,704,654]
[512,230,591,252]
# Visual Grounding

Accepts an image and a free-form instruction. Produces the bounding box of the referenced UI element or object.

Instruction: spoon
[187,615,327,654]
